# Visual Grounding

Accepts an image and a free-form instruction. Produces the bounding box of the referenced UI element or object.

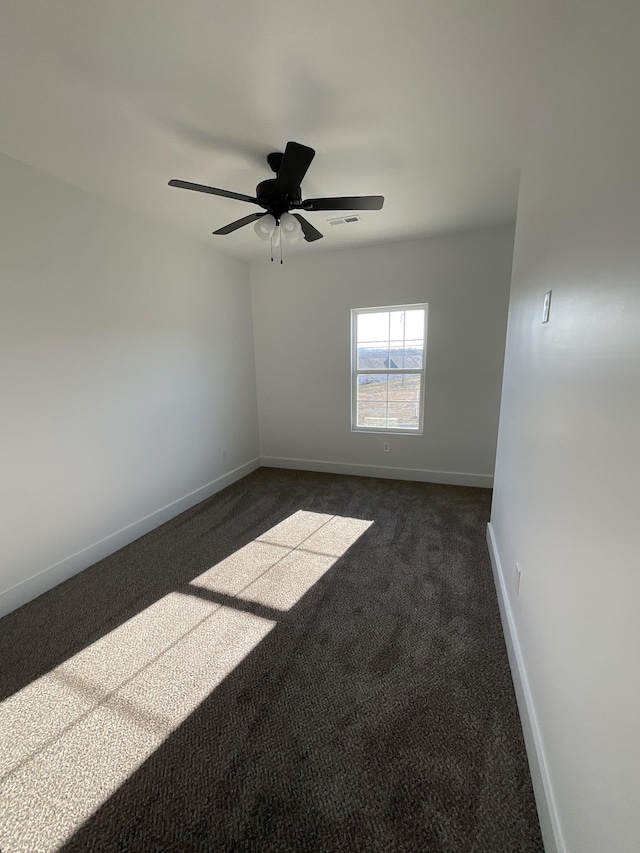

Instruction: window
[351,304,427,434]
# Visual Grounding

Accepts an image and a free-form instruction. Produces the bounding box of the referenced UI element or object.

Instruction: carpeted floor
[0,468,543,852]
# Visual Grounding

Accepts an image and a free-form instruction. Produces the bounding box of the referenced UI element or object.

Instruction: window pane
[357,312,389,344]
[403,342,423,369]
[357,343,389,370]
[387,346,423,369]
[357,374,388,402]
[388,341,404,368]
[389,310,405,341]
[357,402,388,429]
[387,401,421,429]
[404,309,425,340]
[388,374,421,403]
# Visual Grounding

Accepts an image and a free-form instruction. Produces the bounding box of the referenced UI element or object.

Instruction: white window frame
[351,303,428,435]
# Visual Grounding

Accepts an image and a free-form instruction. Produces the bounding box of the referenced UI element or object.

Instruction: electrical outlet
[383,441,390,452]
[516,562,522,593]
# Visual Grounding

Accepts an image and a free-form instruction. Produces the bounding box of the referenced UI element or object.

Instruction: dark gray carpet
[0,468,543,852]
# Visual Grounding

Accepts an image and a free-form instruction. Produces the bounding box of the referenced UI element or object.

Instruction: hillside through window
[351,304,427,433]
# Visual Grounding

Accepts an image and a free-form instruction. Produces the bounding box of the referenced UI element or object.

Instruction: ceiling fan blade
[275,142,316,197]
[293,214,323,242]
[299,195,384,211]
[168,179,260,205]
[212,212,265,235]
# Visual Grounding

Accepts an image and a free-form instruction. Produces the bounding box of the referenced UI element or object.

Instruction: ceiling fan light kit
[168,141,384,262]
[253,212,303,263]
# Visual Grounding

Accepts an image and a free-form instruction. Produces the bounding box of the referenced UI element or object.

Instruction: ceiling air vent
[328,214,362,226]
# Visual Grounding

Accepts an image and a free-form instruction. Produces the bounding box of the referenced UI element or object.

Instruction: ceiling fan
[168,141,384,256]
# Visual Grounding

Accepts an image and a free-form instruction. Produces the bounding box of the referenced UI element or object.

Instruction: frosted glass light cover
[280,212,303,242]
[254,214,276,240]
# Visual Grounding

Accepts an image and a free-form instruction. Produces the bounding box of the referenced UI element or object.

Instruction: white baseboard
[0,457,261,619]
[260,456,493,489]
[486,522,566,853]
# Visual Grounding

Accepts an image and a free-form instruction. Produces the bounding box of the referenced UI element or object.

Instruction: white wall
[0,151,259,617]
[251,226,514,487]
[489,1,640,851]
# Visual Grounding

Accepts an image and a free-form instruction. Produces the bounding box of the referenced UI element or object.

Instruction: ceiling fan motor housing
[256,178,301,218]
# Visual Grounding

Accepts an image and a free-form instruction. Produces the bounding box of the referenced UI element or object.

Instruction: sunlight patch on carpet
[190,511,373,611]
[0,511,372,853]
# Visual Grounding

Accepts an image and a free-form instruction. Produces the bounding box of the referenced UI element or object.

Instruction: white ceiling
[0,0,578,259]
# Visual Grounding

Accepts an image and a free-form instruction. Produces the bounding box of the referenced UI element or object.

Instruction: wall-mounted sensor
[542,290,552,323]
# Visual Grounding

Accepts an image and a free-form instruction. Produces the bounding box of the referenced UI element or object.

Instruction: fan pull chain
[280,232,283,264]
[270,231,273,262]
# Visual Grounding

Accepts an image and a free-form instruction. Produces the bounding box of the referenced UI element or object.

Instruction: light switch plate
[542,290,552,323]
